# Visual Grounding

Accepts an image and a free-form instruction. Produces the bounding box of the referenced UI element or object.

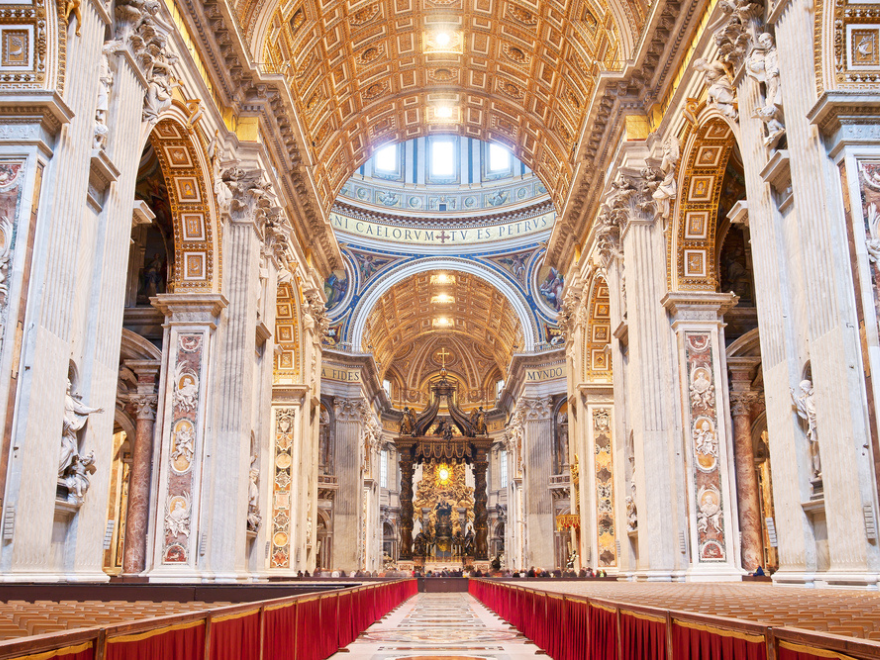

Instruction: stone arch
[348,257,539,351]
[274,278,304,383]
[581,272,612,382]
[668,113,740,292]
[142,104,222,293]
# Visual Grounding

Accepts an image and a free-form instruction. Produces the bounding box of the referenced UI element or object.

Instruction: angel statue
[60,379,102,479]
[400,406,417,436]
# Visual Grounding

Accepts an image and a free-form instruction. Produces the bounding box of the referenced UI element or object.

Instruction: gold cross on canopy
[437,347,451,368]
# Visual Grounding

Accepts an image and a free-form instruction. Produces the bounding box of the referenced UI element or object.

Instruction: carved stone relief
[684,332,727,561]
[162,333,204,564]
[592,407,617,567]
[269,407,295,568]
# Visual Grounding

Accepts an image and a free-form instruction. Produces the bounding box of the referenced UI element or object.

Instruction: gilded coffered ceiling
[362,270,523,393]
[237,0,647,213]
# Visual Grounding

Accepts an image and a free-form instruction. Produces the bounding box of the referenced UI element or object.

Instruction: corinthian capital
[557,272,585,342]
[303,285,330,338]
[216,167,275,223]
[518,397,554,420]
[334,397,369,423]
[130,393,159,421]
[729,391,758,417]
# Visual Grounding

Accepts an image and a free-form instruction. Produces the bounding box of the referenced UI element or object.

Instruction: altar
[394,366,492,566]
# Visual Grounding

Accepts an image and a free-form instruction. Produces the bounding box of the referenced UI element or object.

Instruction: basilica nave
[1,0,880,656]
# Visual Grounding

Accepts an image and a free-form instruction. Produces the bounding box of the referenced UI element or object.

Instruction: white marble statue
[791,379,821,478]
[626,481,638,532]
[747,33,785,147]
[62,451,97,505]
[247,455,261,532]
[165,493,191,538]
[693,58,738,120]
[94,49,114,151]
[59,379,102,478]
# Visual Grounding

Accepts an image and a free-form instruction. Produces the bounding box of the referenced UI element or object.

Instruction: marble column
[473,448,489,561]
[560,272,588,568]
[399,455,414,560]
[122,360,160,575]
[663,292,741,580]
[298,290,326,572]
[201,170,267,580]
[331,397,368,571]
[605,155,683,580]
[148,294,227,578]
[729,384,764,572]
[520,397,554,568]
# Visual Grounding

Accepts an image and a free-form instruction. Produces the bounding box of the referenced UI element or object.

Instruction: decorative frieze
[269,407,295,568]
[161,334,204,564]
[683,332,728,562]
[592,407,617,567]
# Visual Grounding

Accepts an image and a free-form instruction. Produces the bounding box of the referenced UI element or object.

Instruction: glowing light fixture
[436,106,453,118]
[424,30,463,55]
[430,273,455,285]
[431,293,454,304]
[433,317,453,328]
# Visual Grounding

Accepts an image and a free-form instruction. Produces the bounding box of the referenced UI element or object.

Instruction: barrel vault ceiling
[361,270,523,387]
[234,0,648,214]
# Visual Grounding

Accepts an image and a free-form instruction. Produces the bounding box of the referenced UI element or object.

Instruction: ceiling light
[433,317,453,328]
[435,31,451,47]
[432,293,454,304]
[436,106,453,118]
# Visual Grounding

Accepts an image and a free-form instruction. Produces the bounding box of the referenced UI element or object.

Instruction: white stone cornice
[272,384,309,406]
[661,291,739,326]
[151,293,228,327]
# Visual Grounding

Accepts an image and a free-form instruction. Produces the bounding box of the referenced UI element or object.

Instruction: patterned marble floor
[329,593,542,660]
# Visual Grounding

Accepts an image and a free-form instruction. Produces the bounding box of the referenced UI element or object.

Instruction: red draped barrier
[210,610,260,660]
[621,610,667,660]
[318,594,340,660]
[295,597,323,660]
[672,621,766,660]
[545,594,566,659]
[263,602,297,660]
[590,603,618,660]
[777,642,858,660]
[337,590,356,649]
[9,642,95,660]
[563,598,589,660]
[105,621,206,660]
[0,579,416,660]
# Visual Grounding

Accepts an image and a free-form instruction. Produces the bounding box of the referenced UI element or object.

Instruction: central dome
[336,136,551,221]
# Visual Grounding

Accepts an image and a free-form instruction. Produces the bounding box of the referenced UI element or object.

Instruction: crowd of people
[294,565,613,578]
